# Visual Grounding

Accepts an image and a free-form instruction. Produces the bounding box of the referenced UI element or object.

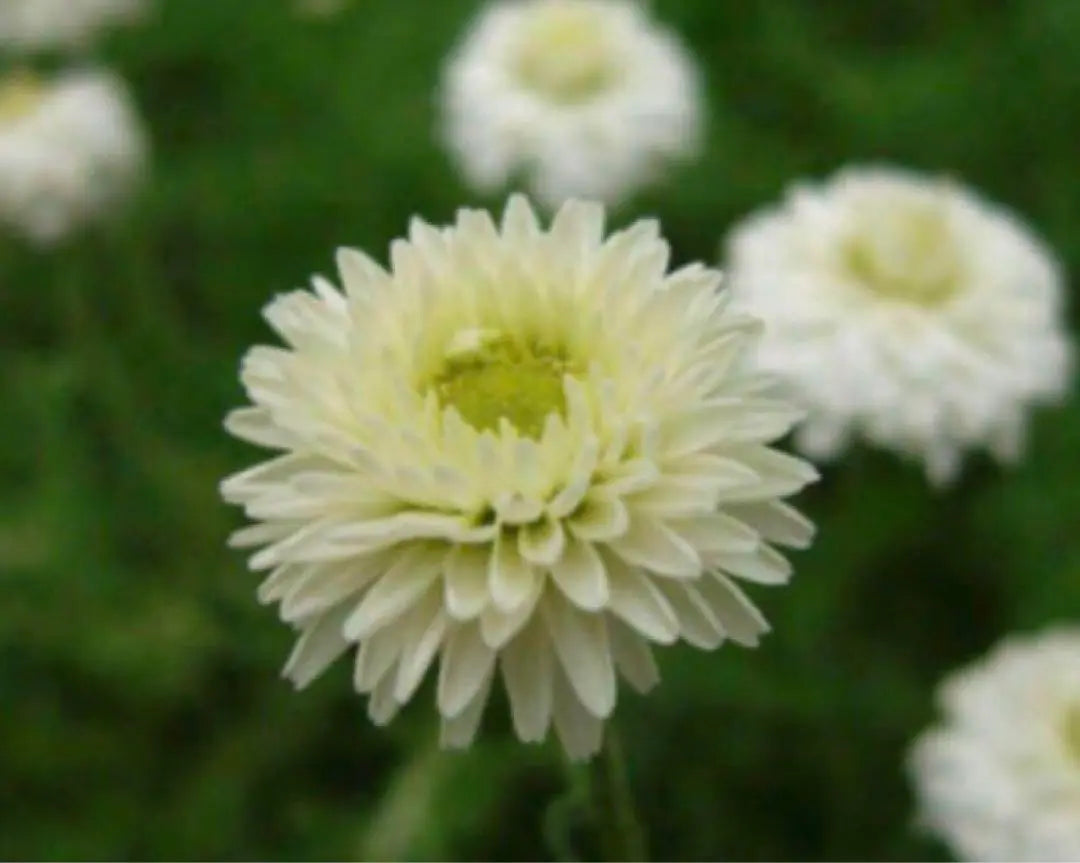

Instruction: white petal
[336,247,386,298]
[224,407,293,449]
[443,544,489,620]
[609,514,701,577]
[518,515,566,566]
[605,555,680,644]
[711,545,793,585]
[667,512,760,555]
[542,593,616,719]
[489,530,539,612]
[479,574,543,648]
[393,593,450,703]
[368,670,402,727]
[725,501,815,549]
[282,602,354,689]
[280,554,390,623]
[438,623,496,718]
[353,622,406,693]
[501,195,540,243]
[500,617,555,742]
[549,536,609,611]
[342,545,443,640]
[547,436,600,518]
[567,492,630,541]
[439,667,493,750]
[552,665,604,761]
[699,574,770,647]
[608,616,661,694]
[655,581,725,649]
[663,398,803,457]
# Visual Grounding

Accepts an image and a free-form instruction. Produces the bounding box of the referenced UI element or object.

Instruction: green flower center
[843,204,961,306]
[513,3,618,104]
[432,329,575,439]
[0,69,43,125]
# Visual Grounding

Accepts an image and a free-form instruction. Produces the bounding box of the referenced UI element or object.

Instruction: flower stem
[588,726,648,861]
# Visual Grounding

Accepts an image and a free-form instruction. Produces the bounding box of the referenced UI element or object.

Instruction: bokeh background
[3,0,1079,859]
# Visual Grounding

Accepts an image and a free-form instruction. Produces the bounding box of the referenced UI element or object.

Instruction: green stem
[588,726,648,861]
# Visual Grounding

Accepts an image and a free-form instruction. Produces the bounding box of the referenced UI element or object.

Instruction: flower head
[0,0,146,50]
[221,196,816,759]
[439,0,702,208]
[909,628,1080,861]
[0,68,146,245]
[725,166,1072,484]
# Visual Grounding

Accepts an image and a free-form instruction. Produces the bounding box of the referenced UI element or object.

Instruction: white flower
[724,166,1073,484]
[221,196,816,759]
[0,68,147,246]
[909,628,1080,861]
[439,0,702,208]
[0,0,146,50]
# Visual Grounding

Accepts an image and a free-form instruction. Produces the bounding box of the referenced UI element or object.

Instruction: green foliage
[2,0,1078,859]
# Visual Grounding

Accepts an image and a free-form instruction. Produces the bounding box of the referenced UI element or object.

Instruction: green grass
[2,0,1078,858]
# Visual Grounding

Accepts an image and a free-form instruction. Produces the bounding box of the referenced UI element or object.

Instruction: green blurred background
[2,0,1079,858]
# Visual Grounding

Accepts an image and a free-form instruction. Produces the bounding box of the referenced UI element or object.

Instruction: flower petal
[342,545,443,640]
[438,623,496,718]
[608,514,701,577]
[608,616,661,694]
[500,617,555,742]
[550,535,609,611]
[542,593,616,719]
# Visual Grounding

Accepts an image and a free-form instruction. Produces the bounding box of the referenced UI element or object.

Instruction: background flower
[440,0,702,208]
[909,628,1080,861]
[0,68,146,245]
[724,166,1073,484]
[221,197,816,759]
[0,0,146,51]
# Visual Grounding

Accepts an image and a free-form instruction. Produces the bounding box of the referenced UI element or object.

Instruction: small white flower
[439,0,702,208]
[221,196,816,759]
[0,0,146,50]
[909,628,1080,861]
[0,68,147,246]
[724,166,1072,484]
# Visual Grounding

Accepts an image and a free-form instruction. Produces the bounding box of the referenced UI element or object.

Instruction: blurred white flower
[221,196,816,760]
[0,0,146,50]
[439,0,702,208]
[725,166,1072,484]
[0,68,146,245]
[909,628,1080,861]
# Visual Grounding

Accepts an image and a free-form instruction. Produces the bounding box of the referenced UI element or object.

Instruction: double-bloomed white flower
[0,0,146,50]
[909,629,1080,861]
[725,166,1072,484]
[440,0,702,208]
[0,68,146,245]
[221,196,816,759]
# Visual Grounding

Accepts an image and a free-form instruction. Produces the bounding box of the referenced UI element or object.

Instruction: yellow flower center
[843,201,962,306]
[513,2,618,103]
[0,69,44,125]
[432,329,575,438]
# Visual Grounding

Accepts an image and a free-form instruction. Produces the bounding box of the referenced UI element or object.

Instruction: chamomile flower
[910,629,1080,861]
[221,196,816,759]
[440,0,702,208]
[725,166,1072,484]
[0,0,146,50]
[0,68,146,245]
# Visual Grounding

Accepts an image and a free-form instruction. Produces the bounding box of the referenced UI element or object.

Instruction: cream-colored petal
[489,530,539,612]
[443,544,490,620]
[282,602,354,689]
[725,500,815,549]
[500,617,555,742]
[605,555,679,644]
[439,667,493,750]
[655,581,725,650]
[549,535,609,611]
[353,622,405,693]
[542,593,616,719]
[438,623,496,718]
[393,591,450,702]
[710,545,793,585]
[552,664,604,761]
[342,545,443,640]
[479,573,543,648]
[608,514,701,578]
[608,616,661,694]
[567,492,629,541]
[698,573,770,647]
[518,515,566,566]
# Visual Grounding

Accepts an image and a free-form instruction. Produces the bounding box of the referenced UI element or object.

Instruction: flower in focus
[0,68,147,245]
[221,196,816,759]
[0,0,146,50]
[909,628,1080,861]
[439,0,702,209]
[724,166,1072,485]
